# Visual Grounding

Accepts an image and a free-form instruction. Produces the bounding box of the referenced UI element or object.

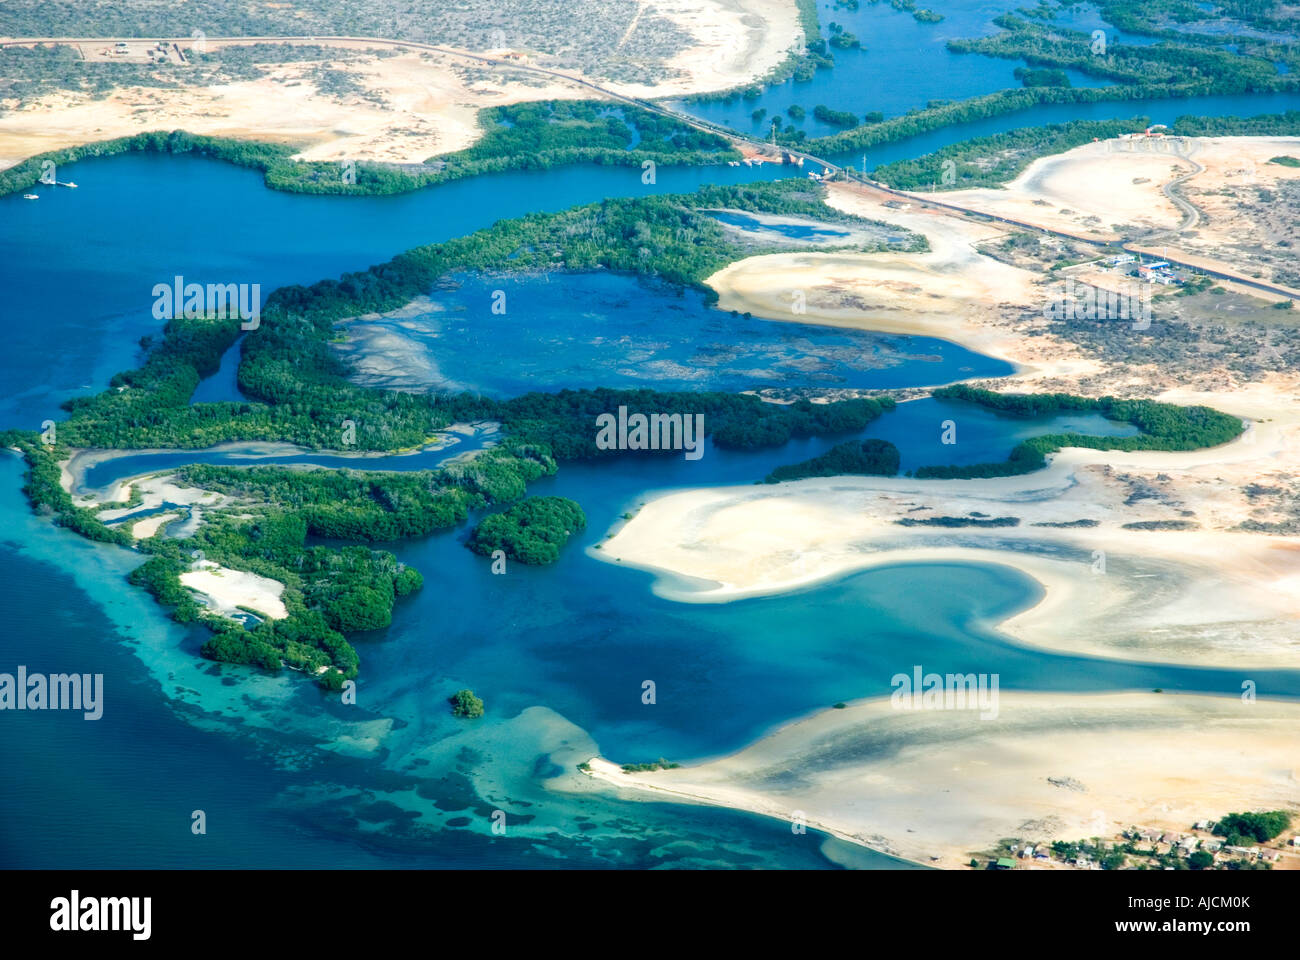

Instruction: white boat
[22,194,38,200]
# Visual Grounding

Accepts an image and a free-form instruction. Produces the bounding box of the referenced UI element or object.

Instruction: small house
[994,858,1016,870]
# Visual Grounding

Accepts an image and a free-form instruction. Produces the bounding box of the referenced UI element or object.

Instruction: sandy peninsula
[128,511,180,540]
[579,691,1300,867]
[705,181,1107,388]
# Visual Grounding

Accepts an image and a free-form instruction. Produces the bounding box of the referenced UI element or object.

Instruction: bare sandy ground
[180,561,288,620]
[579,692,1300,867]
[0,46,581,168]
[129,511,179,539]
[706,182,1104,387]
[645,0,800,97]
[0,0,798,168]
[907,135,1300,297]
[910,137,1193,241]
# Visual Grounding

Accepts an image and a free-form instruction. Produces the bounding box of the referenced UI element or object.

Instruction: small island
[468,496,587,565]
[449,689,485,719]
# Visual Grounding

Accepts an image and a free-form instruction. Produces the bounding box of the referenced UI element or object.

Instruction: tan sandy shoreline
[594,427,1300,670]
[576,691,1300,868]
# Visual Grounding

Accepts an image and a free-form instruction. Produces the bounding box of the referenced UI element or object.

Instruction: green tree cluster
[449,689,485,718]
[913,385,1243,479]
[1213,811,1292,845]
[765,437,900,482]
[468,496,587,565]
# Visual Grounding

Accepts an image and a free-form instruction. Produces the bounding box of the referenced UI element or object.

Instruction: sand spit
[581,692,1300,868]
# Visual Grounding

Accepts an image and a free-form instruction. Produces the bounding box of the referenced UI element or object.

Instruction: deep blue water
[868,397,1138,472]
[189,334,251,404]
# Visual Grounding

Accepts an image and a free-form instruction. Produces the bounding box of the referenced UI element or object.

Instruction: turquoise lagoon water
[5,80,1300,866]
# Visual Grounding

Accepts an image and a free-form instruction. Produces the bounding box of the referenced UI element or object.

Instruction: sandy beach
[578,691,1300,867]
[181,561,289,620]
